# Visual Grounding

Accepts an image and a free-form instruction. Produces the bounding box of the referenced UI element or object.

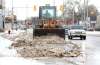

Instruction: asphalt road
[86,34,100,65]
[69,31,100,65]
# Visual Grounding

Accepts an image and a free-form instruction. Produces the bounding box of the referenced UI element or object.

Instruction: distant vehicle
[68,25,86,40]
[87,28,94,31]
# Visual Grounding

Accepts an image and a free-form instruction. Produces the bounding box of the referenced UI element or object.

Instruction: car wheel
[83,36,86,40]
[68,36,72,39]
[80,36,83,40]
[70,36,72,39]
[68,36,71,39]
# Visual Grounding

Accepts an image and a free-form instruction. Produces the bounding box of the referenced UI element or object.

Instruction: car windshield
[70,26,83,29]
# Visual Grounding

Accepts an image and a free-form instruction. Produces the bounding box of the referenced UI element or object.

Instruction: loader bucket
[33,28,65,39]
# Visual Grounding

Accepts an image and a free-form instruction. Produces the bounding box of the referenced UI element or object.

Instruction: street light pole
[86,0,88,20]
[12,0,14,30]
[72,1,75,25]
[86,0,89,28]
[84,0,86,23]
[1,0,5,29]
[63,0,65,24]
[73,6,74,25]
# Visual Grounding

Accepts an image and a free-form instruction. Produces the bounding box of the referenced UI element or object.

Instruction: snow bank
[11,32,81,57]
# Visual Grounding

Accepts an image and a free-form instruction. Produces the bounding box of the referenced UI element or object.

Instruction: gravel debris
[11,32,81,58]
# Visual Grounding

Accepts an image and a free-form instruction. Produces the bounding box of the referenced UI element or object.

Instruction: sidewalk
[0,35,17,57]
[0,29,26,41]
[0,34,45,65]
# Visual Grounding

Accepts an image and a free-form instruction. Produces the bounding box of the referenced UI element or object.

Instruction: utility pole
[73,6,75,25]
[12,0,14,30]
[86,0,88,20]
[3,1,5,29]
[86,0,89,28]
[72,1,75,25]
[63,0,65,25]
[84,0,86,24]
[25,0,29,32]
[0,0,5,30]
[1,0,5,29]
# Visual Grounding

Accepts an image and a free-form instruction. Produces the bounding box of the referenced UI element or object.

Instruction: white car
[68,25,86,40]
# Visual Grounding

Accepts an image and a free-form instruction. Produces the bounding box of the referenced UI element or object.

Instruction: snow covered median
[11,32,81,58]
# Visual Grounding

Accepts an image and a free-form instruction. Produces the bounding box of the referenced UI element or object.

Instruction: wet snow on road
[70,31,100,65]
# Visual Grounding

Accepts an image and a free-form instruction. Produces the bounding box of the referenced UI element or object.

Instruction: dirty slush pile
[11,32,81,58]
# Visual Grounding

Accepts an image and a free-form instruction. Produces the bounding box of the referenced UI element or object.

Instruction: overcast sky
[5,0,100,20]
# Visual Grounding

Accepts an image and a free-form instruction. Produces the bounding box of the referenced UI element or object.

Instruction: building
[95,15,100,30]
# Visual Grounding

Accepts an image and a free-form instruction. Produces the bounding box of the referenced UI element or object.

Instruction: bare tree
[60,0,82,24]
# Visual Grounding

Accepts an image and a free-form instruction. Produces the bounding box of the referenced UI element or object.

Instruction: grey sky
[5,0,100,20]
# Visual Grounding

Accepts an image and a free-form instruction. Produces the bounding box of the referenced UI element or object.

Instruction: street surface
[86,31,100,65]
[0,31,100,65]
[69,31,100,65]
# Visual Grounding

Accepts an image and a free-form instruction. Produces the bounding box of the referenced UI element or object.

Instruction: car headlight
[82,32,86,34]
